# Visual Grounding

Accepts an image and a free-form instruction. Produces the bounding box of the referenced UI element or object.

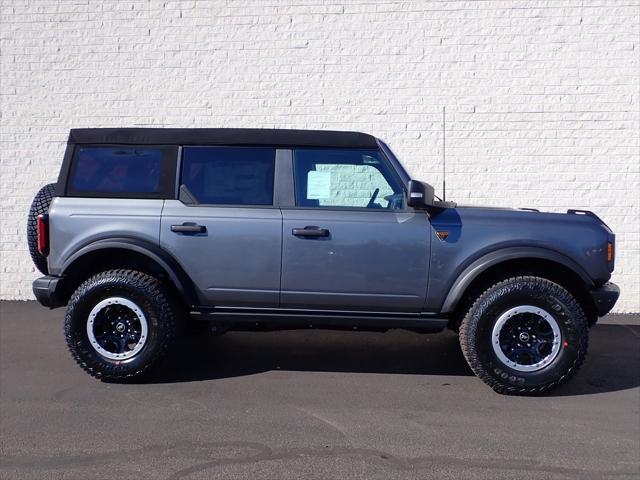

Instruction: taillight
[37,214,49,256]
[607,242,614,263]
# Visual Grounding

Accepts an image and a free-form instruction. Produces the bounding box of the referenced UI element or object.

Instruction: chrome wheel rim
[86,297,148,360]
[491,305,562,372]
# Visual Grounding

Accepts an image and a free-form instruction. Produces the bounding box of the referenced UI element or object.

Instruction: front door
[280,148,431,312]
[160,146,281,307]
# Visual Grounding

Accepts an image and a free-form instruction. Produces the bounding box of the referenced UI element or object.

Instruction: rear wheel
[27,183,56,274]
[459,276,588,395]
[64,270,177,381]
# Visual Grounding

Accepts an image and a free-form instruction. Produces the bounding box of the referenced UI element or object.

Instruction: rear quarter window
[67,146,176,198]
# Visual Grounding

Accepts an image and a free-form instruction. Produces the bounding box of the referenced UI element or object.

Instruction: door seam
[278,208,284,308]
[158,199,166,248]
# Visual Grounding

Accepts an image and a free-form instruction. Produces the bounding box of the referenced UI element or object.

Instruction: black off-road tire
[64,270,177,382]
[27,183,56,274]
[459,276,588,395]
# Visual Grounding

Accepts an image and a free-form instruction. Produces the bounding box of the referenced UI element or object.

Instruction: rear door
[280,148,431,312]
[160,146,282,307]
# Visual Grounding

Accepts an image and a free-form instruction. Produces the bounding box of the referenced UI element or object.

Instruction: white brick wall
[1,0,638,311]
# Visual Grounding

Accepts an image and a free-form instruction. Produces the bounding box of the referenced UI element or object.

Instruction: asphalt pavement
[1,301,638,479]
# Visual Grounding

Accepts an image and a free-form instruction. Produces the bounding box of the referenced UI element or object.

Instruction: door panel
[161,200,282,307]
[281,209,431,311]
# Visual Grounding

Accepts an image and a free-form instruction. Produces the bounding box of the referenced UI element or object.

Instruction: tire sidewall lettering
[460,277,588,394]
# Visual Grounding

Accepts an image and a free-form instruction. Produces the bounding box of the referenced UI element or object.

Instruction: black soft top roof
[68,128,378,148]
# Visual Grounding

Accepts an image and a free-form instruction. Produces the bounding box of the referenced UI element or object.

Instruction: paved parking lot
[0,301,638,479]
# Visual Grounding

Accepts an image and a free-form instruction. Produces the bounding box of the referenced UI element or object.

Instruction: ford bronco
[28,128,619,394]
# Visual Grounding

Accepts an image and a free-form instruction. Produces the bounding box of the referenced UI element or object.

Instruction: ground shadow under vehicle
[146,322,640,396]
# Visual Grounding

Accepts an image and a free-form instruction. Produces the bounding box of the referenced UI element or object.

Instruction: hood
[428,204,615,281]
[447,205,611,231]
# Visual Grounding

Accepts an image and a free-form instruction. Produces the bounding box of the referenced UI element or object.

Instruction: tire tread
[64,269,176,382]
[27,183,56,275]
[459,275,588,395]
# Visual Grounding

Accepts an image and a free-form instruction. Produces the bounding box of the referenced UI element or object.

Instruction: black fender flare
[440,246,594,313]
[61,237,200,306]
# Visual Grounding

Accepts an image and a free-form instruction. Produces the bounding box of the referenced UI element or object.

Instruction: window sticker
[307,171,331,199]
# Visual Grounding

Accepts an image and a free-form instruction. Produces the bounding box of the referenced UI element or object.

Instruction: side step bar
[190,306,448,330]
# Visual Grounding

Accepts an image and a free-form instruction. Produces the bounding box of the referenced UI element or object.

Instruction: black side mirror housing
[407,180,435,208]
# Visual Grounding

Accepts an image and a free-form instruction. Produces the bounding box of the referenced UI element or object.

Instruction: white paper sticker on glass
[307,171,331,199]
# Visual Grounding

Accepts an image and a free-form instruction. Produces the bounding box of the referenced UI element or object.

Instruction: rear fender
[61,237,200,306]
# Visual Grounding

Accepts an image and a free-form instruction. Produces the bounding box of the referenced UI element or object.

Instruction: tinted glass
[70,147,164,194]
[182,147,275,205]
[294,149,404,209]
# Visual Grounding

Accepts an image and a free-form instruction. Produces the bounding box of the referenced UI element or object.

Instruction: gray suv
[29,128,619,394]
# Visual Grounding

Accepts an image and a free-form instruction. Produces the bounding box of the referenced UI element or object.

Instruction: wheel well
[448,258,597,330]
[60,248,193,309]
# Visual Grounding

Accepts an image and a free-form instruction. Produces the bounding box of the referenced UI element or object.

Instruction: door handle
[171,223,207,234]
[292,226,330,237]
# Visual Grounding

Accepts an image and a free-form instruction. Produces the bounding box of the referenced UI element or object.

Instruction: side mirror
[407,180,435,208]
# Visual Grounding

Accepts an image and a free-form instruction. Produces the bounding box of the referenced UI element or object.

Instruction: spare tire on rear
[27,183,56,275]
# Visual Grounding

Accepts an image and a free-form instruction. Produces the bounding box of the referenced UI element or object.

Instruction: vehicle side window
[293,149,404,209]
[69,146,169,196]
[181,147,275,206]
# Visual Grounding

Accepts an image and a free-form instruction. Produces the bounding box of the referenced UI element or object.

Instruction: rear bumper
[589,282,620,317]
[32,276,67,308]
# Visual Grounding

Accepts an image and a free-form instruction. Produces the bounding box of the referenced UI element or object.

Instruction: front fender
[439,246,594,313]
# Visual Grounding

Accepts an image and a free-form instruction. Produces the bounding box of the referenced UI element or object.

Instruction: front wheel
[64,270,177,381]
[459,276,588,395]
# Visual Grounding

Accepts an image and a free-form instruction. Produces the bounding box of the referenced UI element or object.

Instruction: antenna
[442,106,446,202]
